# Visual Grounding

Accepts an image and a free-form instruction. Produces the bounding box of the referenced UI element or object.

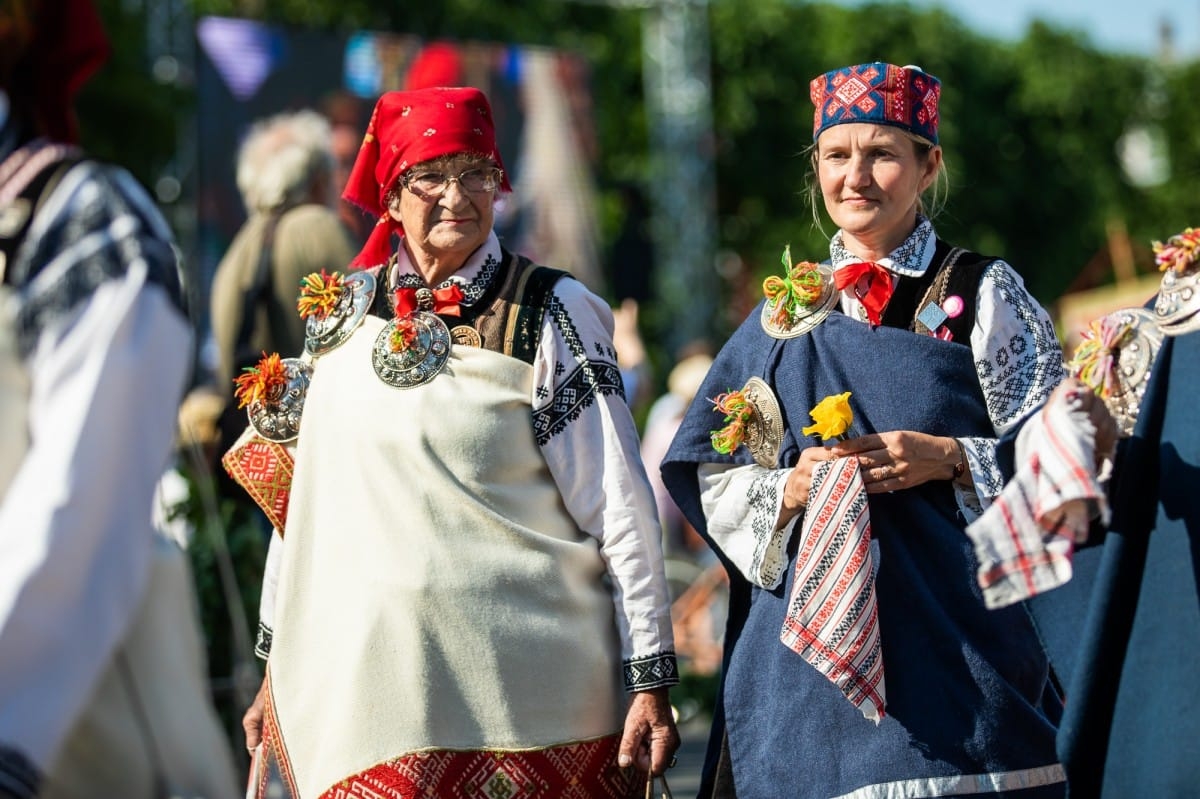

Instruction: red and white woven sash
[780,456,886,722]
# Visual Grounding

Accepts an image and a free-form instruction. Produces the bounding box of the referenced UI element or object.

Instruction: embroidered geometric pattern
[622,651,679,690]
[255,621,273,660]
[748,470,789,589]
[11,162,182,359]
[222,431,294,532]
[531,292,624,445]
[250,677,300,799]
[307,735,638,799]
[780,457,886,722]
[810,62,940,143]
[394,250,500,306]
[975,264,1064,433]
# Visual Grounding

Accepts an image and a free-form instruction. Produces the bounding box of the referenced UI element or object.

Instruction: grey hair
[236,109,335,213]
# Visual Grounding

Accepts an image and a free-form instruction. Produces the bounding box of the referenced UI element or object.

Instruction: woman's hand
[243,677,268,752]
[618,687,680,776]
[830,431,962,493]
[779,446,841,528]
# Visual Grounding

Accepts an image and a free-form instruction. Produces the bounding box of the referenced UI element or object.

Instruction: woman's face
[389,154,497,272]
[816,123,941,257]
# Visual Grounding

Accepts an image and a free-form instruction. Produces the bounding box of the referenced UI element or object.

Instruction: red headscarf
[342,86,511,269]
[1,0,110,143]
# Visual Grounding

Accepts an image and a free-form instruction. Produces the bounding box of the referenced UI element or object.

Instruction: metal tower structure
[640,0,718,353]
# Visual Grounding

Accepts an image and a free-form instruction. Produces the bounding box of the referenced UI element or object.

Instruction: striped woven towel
[965,389,1109,609]
[780,456,886,723]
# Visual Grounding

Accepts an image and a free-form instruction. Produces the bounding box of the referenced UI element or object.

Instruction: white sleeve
[0,270,191,770]
[532,278,677,690]
[697,462,796,588]
[967,260,1065,501]
[256,528,284,660]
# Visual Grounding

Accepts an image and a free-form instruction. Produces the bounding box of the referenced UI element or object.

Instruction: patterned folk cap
[809,62,941,144]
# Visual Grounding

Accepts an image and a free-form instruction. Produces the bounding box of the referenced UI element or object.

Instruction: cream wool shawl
[269,313,627,798]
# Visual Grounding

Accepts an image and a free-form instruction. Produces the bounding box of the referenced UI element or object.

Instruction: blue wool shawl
[662,305,1065,799]
[1030,329,1200,798]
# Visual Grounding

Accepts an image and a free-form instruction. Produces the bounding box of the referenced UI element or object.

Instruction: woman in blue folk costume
[661,62,1067,798]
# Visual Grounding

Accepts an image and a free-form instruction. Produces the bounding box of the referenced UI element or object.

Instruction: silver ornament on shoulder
[247,357,312,443]
[760,267,839,339]
[305,271,376,356]
[741,376,784,468]
[1101,307,1164,437]
[1153,266,1200,337]
[372,311,452,389]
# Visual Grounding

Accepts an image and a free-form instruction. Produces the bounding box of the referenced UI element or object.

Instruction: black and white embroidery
[830,216,935,275]
[532,292,625,445]
[623,651,679,691]
[255,621,273,661]
[12,164,182,359]
[748,470,790,589]
[975,264,1064,433]
[393,250,500,306]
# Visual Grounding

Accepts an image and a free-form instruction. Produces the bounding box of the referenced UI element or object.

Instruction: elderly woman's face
[816,123,941,254]
[389,154,498,270]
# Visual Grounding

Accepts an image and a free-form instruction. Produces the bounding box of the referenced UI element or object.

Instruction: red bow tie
[834,261,894,326]
[393,284,464,318]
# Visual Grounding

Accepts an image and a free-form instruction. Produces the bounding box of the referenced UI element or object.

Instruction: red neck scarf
[834,261,895,326]
[393,284,463,318]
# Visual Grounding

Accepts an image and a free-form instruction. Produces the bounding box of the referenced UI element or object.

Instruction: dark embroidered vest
[879,239,995,345]
[371,250,568,365]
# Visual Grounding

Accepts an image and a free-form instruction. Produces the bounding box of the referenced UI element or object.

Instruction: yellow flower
[802,391,853,441]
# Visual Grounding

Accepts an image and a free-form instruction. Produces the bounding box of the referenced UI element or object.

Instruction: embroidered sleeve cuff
[623,652,679,691]
[0,746,40,799]
[255,620,273,661]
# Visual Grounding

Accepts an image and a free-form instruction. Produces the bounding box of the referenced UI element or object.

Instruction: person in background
[0,0,238,796]
[226,86,679,798]
[967,225,1200,798]
[209,108,357,391]
[662,62,1065,798]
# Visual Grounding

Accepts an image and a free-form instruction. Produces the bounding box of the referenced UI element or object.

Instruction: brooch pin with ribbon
[760,245,838,338]
[709,376,784,468]
[371,284,461,389]
[298,269,376,356]
[233,351,313,442]
[1152,226,1200,336]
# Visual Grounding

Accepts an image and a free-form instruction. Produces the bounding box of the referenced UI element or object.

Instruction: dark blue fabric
[1039,330,1200,798]
[662,305,1064,799]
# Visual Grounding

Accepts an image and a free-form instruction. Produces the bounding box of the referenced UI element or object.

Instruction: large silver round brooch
[305,271,376,356]
[1100,307,1164,437]
[247,357,312,443]
[372,311,452,389]
[760,266,839,339]
[741,376,784,468]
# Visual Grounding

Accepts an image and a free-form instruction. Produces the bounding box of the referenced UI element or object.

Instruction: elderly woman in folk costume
[661,63,1066,798]
[963,226,1200,798]
[224,86,680,798]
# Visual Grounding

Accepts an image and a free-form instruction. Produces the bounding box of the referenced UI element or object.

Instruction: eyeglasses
[403,167,503,198]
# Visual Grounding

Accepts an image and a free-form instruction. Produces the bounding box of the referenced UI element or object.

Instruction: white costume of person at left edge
[0,92,239,798]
